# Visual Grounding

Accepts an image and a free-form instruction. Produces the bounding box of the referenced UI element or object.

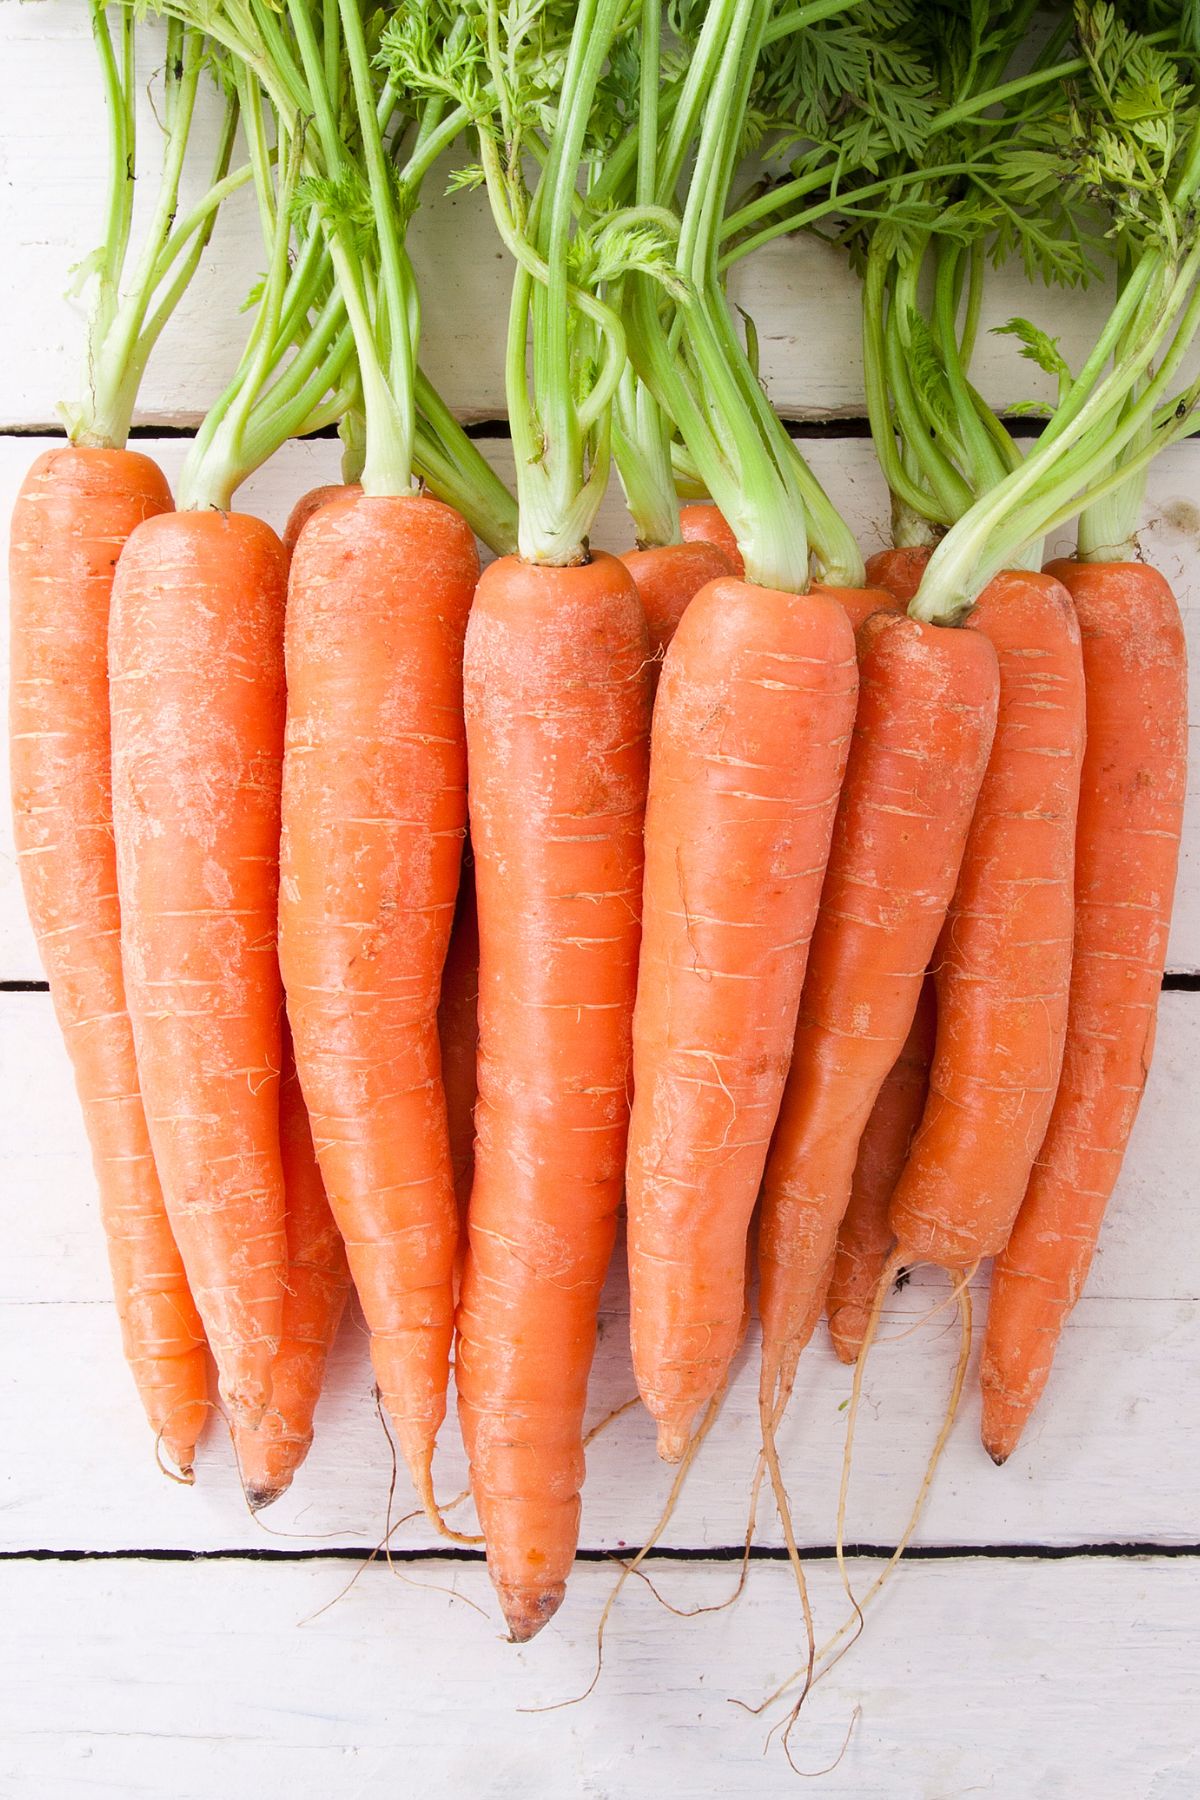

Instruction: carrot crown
[62,6,246,449]
[620,0,943,590]
[620,0,812,591]
[393,0,680,566]
[142,0,516,544]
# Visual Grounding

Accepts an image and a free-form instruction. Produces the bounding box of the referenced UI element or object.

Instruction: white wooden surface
[0,2,1122,431]
[4,1559,1199,1800]
[2,7,1199,1796]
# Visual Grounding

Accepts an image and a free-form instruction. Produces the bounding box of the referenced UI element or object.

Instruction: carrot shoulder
[888,570,1086,1270]
[109,508,289,1424]
[456,551,650,1642]
[282,483,361,558]
[620,540,731,674]
[678,502,745,577]
[981,559,1187,1461]
[10,446,208,1472]
[626,575,858,1461]
[864,545,934,605]
[279,492,477,1507]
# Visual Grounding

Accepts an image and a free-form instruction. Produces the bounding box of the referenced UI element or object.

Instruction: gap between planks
[3,1541,1200,1564]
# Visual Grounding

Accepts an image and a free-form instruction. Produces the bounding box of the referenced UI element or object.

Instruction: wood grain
[3,10,1199,1793]
[0,3,1126,431]
[3,989,1198,1553]
[3,1558,1197,1799]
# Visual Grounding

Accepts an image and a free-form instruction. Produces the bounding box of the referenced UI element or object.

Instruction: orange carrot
[456,552,650,1641]
[282,483,361,558]
[888,571,1086,1270]
[679,501,745,576]
[9,446,208,1472]
[826,978,936,1364]
[757,609,999,1412]
[109,509,289,1424]
[626,576,858,1461]
[864,545,933,605]
[438,847,480,1235]
[620,539,731,673]
[279,492,477,1510]
[980,559,1187,1461]
[822,583,901,632]
[234,1022,352,1507]
[233,492,358,1506]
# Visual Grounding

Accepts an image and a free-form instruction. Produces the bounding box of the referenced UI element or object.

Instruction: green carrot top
[64,4,247,450]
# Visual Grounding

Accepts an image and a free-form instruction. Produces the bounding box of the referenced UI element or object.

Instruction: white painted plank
[3,432,1200,974]
[0,1,1129,430]
[3,987,1198,1552]
[2,1557,1197,1798]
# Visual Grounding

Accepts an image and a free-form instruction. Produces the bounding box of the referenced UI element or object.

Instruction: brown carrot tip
[980,1402,1021,1467]
[163,1442,197,1482]
[244,1479,289,1512]
[497,1582,566,1644]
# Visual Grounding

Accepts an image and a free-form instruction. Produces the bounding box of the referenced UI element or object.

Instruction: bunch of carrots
[9,0,1192,1658]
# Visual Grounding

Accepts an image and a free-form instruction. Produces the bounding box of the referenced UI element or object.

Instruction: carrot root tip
[986,1449,1009,1468]
[655,1415,693,1465]
[244,1480,288,1512]
[497,1582,566,1644]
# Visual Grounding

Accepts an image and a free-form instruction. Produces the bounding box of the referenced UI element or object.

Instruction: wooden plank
[0,2,1128,431]
[2,1557,1197,1798]
[3,433,1200,974]
[3,987,1198,1552]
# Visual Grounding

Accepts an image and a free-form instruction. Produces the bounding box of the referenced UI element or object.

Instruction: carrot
[620,539,731,672]
[864,544,932,605]
[282,482,360,557]
[823,583,901,632]
[5,9,244,1473]
[9,446,208,1473]
[437,849,480,1235]
[233,1021,351,1507]
[232,505,356,1509]
[980,558,1187,1462]
[109,509,290,1423]
[456,551,650,1640]
[887,571,1086,1269]
[826,979,936,1364]
[756,608,999,1413]
[678,501,745,576]
[280,493,477,1507]
[626,576,858,1460]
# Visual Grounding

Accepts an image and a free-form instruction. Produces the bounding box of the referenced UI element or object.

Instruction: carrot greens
[65,4,246,449]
